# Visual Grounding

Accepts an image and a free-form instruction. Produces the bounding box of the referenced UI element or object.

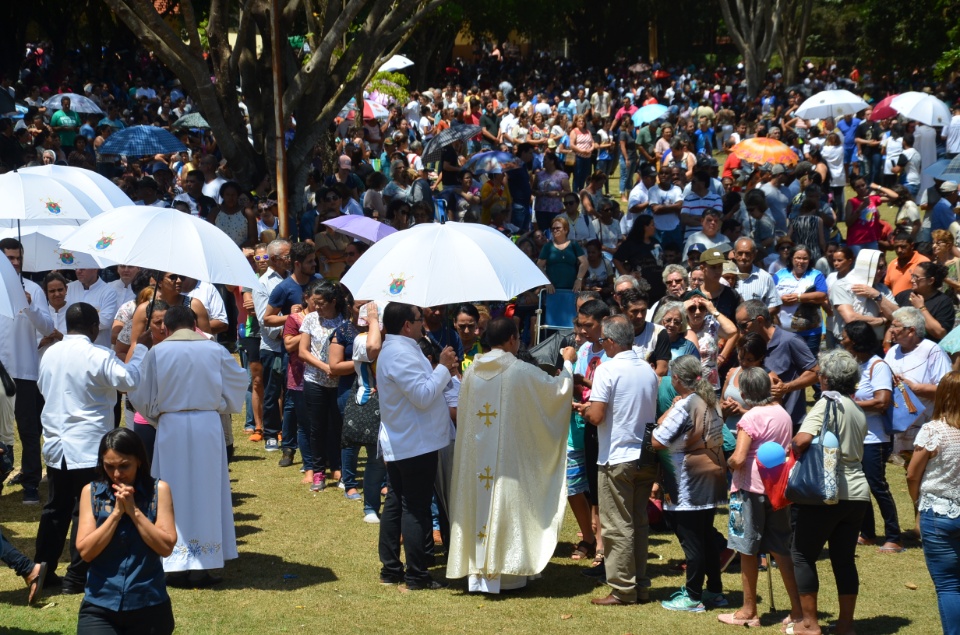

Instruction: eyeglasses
[597,337,609,344]
[688,306,705,313]
[662,318,682,325]
[165,275,183,281]
[409,313,424,324]
[253,255,270,261]
[910,274,930,282]
[737,318,754,331]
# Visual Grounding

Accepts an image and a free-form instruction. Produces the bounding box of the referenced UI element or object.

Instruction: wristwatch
[710,310,720,318]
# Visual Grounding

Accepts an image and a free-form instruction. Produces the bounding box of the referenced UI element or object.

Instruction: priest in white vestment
[128,305,246,585]
[446,317,577,593]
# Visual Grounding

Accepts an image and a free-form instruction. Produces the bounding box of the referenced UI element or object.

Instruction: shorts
[239,336,261,361]
[566,450,589,496]
[727,489,792,556]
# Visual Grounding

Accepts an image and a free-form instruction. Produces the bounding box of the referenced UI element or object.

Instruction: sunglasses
[253,255,270,262]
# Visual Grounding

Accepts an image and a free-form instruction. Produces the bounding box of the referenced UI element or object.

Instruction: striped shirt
[736,266,782,309]
[681,191,723,243]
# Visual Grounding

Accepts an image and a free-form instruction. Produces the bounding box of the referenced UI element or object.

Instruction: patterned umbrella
[171,112,211,130]
[731,138,798,167]
[422,125,482,163]
[462,151,522,175]
[99,125,188,157]
[42,93,103,114]
[338,98,391,121]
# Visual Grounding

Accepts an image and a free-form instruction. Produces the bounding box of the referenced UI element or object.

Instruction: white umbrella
[0,249,28,319]
[378,54,414,73]
[59,206,261,288]
[0,226,117,272]
[891,91,952,127]
[794,89,869,120]
[18,165,134,211]
[340,222,549,306]
[0,171,110,222]
[42,93,103,114]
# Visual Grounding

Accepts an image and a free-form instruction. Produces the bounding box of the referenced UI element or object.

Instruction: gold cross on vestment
[476,403,498,427]
[477,524,487,542]
[478,466,494,490]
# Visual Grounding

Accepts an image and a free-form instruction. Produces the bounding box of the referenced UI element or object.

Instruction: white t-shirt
[884,339,952,424]
[857,356,893,444]
[589,349,658,466]
[648,184,683,231]
[900,147,922,186]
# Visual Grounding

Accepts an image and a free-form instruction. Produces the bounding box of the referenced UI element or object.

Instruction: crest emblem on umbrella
[57,251,75,265]
[95,233,118,250]
[42,199,63,215]
[388,273,410,296]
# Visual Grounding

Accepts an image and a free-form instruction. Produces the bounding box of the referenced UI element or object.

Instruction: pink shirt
[732,403,793,494]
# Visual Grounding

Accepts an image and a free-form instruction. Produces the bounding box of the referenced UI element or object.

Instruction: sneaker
[249,430,263,442]
[719,548,738,572]
[9,471,23,486]
[661,588,705,613]
[22,487,40,505]
[364,512,381,524]
[278,448,295,467]
[338,481,345,490]
[311,473,326,492]
[702,589,730,608]
[405,579,448,591]
[265,438,279,452]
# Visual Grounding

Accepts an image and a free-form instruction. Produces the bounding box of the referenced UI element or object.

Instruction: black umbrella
[528,331,576,373]
[422,124,482,163]
[0,90,15,115]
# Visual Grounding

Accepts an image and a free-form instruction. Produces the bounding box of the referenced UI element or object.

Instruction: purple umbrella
[322,215,397,244]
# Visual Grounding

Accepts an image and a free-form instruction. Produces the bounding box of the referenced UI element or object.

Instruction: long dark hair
[95,428,154,505]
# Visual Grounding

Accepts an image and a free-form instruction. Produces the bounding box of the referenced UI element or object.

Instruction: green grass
[0,412,943,634]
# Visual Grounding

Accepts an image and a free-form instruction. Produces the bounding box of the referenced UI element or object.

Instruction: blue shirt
[837,117,861,152]
[268,275,321,316]
[930,197,957,234]
[507,165,532,210]
[765,327,817,426]
[425,324,463,361]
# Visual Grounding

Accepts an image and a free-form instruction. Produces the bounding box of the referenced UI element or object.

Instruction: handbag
[786,396,841,505]
[637,422,660,468]
[790,285,822,332]
[890,377,923,433]
[341,379,380,446]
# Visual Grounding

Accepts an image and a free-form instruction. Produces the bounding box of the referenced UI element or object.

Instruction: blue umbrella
[924,156,960,182]
[632,104,668,126]
[462,151,522,175]
[99,125,188,157]
[42,93,103,114]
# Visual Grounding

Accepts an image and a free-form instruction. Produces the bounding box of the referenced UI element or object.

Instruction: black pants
[34,461,97,586]
[792,500,869,595]
[379,451,438,587]
[673,508,723,600]
[78,599,175,635]
[303,382,342,474]
[134,423,157,465]
[583,423,599,506]
[861,442,901,544]
[13,379,43,489]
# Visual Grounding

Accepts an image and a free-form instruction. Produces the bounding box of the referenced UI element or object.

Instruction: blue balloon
[757,441,786,468]
[822,431,840,449]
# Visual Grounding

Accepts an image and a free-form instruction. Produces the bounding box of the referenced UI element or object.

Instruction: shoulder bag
[341,378,380,446]
[786,396,841,505]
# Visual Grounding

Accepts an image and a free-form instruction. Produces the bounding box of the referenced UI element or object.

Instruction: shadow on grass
[849,615,912,634]
[231,491,255,507]
[229,454,265,463]
[219,551,337,590]
[0,628,62,634]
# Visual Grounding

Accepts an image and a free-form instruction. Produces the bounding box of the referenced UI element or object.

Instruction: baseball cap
[940,181,958,193]
[696,155,719,168]
[562,91,571,98]
[687,243,707,255]
[699,249,727,265]
[771,164,786,176]
[794,160,813,176]
[638,163,657,178]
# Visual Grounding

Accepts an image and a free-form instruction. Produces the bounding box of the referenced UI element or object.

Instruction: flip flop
[718,612,761,627]
[878,545,905,553]
[26,562,47,605]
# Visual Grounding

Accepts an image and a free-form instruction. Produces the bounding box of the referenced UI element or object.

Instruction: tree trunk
[717,0,785,98]
[777,0,813,87]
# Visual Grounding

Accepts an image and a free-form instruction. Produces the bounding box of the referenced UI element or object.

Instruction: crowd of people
[2,42,960,635]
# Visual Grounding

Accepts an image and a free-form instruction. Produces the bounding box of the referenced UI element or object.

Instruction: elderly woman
[650,264,688,318]
[790,349,870,635]
[840,322,901,552]
[888,261,955,342]
[537,216,588,293]
[685,294,737,392]
[907,372,960,635]
[931,229,960,300]
[774,244,828,358]
[655,301,700,360]
[652,355,728,612]
[718,367,802,628]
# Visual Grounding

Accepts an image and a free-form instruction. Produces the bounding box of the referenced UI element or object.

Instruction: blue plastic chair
[535,289,578,344]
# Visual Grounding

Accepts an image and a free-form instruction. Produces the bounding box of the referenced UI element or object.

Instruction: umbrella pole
[17,220,22,283]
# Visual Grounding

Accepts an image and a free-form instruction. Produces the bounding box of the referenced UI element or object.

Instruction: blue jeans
[850,241,878,257]
[619,156,634,194]
[861,442,900,544]
[341,444,388,516]
[573,156,592,193]
[511,203,531,233]
[1,527,34,577]
[241,349,254,430]
[920,509,960,635]
[281,388,311,461]
[259,348,286,440]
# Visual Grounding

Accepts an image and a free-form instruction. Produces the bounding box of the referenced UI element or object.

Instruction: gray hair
[670,355,716,407]
[614,274,640,291]
[654,300,688,331]
[817,349,860,395]
[892,306,926,340]
[739,298,770,324]
[735,237,756,252]
[792,243,813,259]
[266,238,291,258]
[739,367,774,408]
[662,264,689,284]
[601,315,634,350]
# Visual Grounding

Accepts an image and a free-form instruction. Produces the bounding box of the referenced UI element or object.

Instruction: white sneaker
[363,512,380,524]
[338,481,345,490]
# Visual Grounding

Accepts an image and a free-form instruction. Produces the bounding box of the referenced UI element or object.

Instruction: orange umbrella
[731,137,799,166]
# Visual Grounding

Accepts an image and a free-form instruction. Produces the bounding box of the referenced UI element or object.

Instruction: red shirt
[722,152,741,180]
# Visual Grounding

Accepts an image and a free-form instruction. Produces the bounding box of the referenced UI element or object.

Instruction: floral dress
[695,316,721,391]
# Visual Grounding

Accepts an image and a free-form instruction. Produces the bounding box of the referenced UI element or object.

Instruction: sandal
[856,536,875,546]
[878,544,904,553]
[590,550,604,568]
[718,612,761,627]
[571,539,596,561]
[25,562,47,605]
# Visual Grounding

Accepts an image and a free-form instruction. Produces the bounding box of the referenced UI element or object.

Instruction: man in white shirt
[183,278,228,335]
[252,239,291,445]
[584,315,660,606]
[759,164,790,233]
[199,154,227,204]
[65,268,119,349]
[377,302,458,591]
[107,264,140,306]
[590,86,611,119]
[35,302,147,593]
[943,106,960,157]
[733,238,782,313]
[0,238,54,505]
[622,165,657,235]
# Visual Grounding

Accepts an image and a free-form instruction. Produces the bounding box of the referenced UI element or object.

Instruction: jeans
[379,450,439,586]
[655,226,684,251]
[281,388,306,453]
[34,461,98,587]
[303,382,341,474]
[341,443,388,516]
[672,508,723,600]
[78,599,175,635]
[597,159,612,194]
[850,241,878,257]
[861,442,901,544]
[573,156,592,193]
[920,509,960,635]
[792,500,868,595]
[13,379,43,490]
[511,203,531,233]
[259,348,286,440]
[618,156,634,195]
[1,527,35,577]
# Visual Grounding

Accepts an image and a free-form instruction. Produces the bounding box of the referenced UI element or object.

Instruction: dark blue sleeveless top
[85,479,169,611]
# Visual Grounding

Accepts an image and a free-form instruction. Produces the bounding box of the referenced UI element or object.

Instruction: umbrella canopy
[632,104,669,126]
[339,99,391,121]
[731,138,799,167]
[794,89,869,120]
[99,125,188,157]
[0,90,15,115]
[340,222,549,306]
[422,125,482,163]
[19,164,134,211]
[869,94,900,121]
[925,156,960,182]
[462,151,522,175]
[378,54,414,73]
[891,92,952,127]
[171,113,211,130]
[0,251,27,320]
[59,206,261,288]
[0,171,111,221]
[42,93,102,114]
[322,215,397,245]
[0,226,116,271]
